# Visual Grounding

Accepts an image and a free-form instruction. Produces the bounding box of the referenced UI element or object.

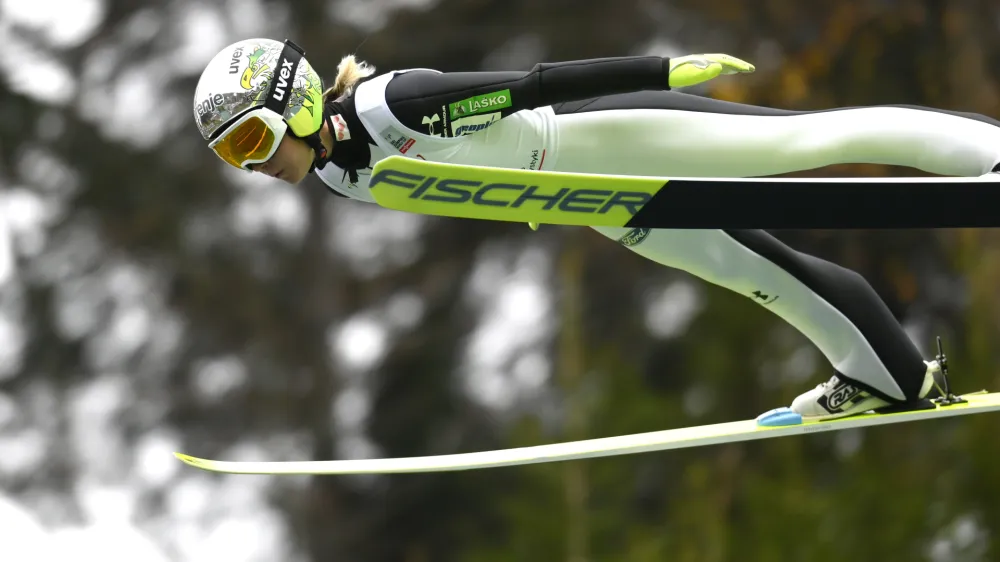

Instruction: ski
[367,155,1000,229]
[175,389,999,475]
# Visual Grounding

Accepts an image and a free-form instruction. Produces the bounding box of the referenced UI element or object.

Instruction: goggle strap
[263,40,305,117]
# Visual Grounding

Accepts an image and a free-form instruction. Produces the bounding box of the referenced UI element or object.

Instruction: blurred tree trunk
[559,230,590,562]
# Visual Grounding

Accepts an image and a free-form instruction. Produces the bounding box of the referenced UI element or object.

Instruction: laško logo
[448,89,512,120]
[457,94,505,115]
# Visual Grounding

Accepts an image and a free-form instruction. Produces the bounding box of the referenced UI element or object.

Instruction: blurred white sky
[0,0,106,47]
[462,244,555,411]
[0,493,171,561]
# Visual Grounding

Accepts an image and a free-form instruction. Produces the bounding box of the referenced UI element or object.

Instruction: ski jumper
[313,55,1000,404]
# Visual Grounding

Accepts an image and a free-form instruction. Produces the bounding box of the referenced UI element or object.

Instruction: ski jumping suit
[314,55,1000,404]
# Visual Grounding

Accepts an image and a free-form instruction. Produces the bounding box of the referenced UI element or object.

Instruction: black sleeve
[383,56,671,137]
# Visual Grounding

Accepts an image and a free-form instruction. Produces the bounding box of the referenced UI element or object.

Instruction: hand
[668,54,755,88]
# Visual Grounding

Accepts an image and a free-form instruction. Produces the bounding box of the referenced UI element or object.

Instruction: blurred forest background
[2,0,1000,560]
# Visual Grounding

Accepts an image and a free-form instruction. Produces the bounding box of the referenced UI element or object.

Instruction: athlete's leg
[545,93,977,415]
[587,225,935,413]
[550,91,1000,177]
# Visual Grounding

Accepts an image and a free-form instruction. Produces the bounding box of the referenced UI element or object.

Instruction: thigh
[550,91,1000,178]
[551,106,827,177]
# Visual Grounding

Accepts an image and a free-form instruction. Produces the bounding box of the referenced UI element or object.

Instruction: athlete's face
[249,134,314,184]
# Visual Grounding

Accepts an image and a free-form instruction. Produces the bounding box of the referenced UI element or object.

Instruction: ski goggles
[208,107,288,171]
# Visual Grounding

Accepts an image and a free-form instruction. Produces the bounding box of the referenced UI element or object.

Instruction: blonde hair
[323,54,376,101]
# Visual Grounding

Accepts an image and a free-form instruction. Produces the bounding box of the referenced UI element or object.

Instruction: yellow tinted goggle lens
[212,116,277,169]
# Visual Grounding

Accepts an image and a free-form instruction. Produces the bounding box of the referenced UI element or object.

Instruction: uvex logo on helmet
[228,46,244,74]
[272,58,295,102]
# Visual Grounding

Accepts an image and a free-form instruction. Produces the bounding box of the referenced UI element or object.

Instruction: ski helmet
[193,38,328,168]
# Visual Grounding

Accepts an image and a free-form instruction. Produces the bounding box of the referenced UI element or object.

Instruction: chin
[285,167,308,184]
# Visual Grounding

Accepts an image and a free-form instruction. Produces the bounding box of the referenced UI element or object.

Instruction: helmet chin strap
[295,106,366,184]
[299,112,334,174]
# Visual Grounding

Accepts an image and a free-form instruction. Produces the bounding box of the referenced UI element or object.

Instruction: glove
[668,54,754,88]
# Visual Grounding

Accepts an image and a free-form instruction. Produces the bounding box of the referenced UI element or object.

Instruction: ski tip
[756,407,803,427]
[174,452,211,469]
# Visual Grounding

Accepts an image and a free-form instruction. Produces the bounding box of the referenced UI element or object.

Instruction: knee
[611,228,750,287]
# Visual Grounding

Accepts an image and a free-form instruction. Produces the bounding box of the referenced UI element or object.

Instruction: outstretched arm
[384,54,753,137]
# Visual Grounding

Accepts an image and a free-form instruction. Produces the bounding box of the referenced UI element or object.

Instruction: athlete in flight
[193,38,1000,422]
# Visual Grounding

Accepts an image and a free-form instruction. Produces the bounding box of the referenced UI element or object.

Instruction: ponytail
[323,54,376,101]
